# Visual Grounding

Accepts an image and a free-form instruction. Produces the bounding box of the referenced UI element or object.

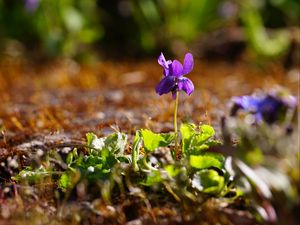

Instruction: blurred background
[0,0,299,66]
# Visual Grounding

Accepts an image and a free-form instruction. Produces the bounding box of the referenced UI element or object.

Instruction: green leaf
[86,132,96,147]
[192,125,216,149]
[192,169,225,195]
[198,125,215,143]
[141,129,174,152]
[132,130,142,171]
[58,172,72,191]
[86,132,127,155]
[66,152,73,165]
[180,123,196,154]
[71,155,102,170]
[180,123,220,157]
[13,166,52,183]
[190,153,225,170]
[70,153,114,182]
[104,132,127,155]
[140,170,162,186]
[85,155,103,167]
[164,165,181,177]
[72,148,78,159]
[102,150,118,167]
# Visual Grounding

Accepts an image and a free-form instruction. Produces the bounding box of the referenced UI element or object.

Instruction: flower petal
[158,53,172,76]
[282,95,297,108]
[232,96,261,112]
[170,60,183,77]
[158,52,167,67]
[163,65,172,76]
[178,77,194,95]
[155,76,176,95]
[182,53,194,75]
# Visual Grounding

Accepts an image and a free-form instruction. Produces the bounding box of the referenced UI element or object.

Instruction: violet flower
[24,0,40,12]
[155,52,194,98]
[231,93,297,124]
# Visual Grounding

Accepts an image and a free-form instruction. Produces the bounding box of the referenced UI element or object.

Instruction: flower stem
[174,90,179,160]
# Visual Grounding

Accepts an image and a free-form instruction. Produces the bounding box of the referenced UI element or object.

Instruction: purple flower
[231,93,297,124]
[24,0,40,12]
[156,52,194,98]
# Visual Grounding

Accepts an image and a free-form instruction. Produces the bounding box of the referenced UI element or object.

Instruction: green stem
[174,90,179,160]
[132,131,141,172]
[132,145,138,172]
[142,156,158,171]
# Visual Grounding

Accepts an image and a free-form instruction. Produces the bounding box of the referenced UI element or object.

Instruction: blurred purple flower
[24,0,40,12]
[231,93,297,124]
[218,1,238,19]
[156,52,194,98]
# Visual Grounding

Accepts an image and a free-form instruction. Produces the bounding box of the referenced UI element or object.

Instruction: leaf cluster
[14,123,238,204]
